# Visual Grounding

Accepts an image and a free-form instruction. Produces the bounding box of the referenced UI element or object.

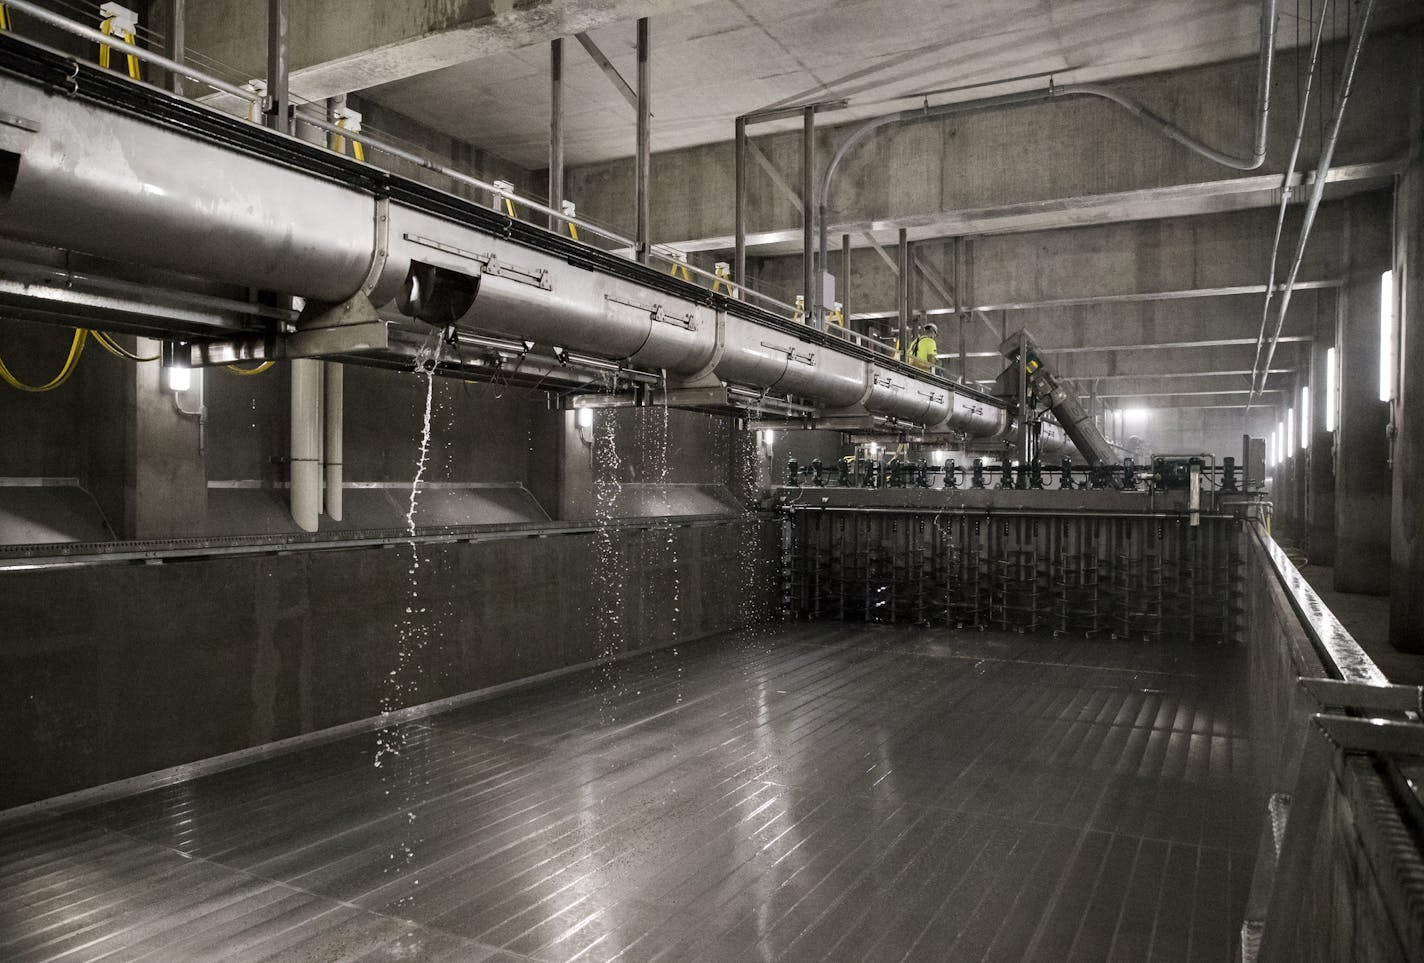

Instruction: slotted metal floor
[0,625,1257,962]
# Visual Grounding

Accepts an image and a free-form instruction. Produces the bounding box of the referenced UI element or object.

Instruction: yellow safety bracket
[493,180,517,220]
[561,200,578,241]
[333,109,366,162]
[667,252,691,282]
[98,3,142,81]
[0,5,13,32]
[712,261,735,296]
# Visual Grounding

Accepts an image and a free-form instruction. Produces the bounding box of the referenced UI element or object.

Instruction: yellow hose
[225,361,275,375]
[0,328,87,392]
[91,329,158,362]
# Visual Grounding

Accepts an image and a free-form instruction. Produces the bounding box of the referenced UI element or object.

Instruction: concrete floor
[0,625,1256,962]
[1296,564,1424,685]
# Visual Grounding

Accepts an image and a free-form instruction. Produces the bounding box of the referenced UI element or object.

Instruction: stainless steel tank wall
[0,71,1016,443]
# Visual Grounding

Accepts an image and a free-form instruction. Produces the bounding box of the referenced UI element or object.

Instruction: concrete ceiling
[359,0,1419,173]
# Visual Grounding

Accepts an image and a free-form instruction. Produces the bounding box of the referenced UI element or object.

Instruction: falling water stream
[591,391,627,724]
[372,339,441,903]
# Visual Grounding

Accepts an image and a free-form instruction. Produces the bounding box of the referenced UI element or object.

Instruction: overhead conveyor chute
[0,32,1024,447]
[998,330,1117,467]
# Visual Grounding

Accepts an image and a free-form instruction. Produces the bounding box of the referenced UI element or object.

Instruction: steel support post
[164,0,185,96]
[803,106,816,326]
[1018,330,1032,464]
[549,38,564,225]
[734,116,747,293]
[635,18,651,264]
[955,237,967,382]
[841,233,852,328]
[265,0,289,133]
[897,228,909,358]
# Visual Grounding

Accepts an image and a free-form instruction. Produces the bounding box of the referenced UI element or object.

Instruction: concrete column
[1391,151,1424,650]
[1307,304,1337,564]
[526,407,593,521]
[163,0,185,97]
[118,339,207,538]
[1333,193,1393,595]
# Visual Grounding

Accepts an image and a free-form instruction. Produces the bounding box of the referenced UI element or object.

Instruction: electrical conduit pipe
[324,361,343,522]
[290,358,322,532]
[814,0,1277,317]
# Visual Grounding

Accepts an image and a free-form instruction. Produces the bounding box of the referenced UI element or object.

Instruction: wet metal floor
[1,625,1257,962]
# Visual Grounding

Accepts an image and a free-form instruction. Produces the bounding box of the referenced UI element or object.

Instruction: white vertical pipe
[324,361,343,521]
[290,358,322,532]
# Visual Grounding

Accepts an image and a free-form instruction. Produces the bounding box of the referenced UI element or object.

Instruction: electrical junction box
[1152,456,1203,490]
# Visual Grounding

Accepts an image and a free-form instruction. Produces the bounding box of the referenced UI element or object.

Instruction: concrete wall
[0,322,89,478]
[0,516,776,808]
[1,336,592,535]
[346,93,542,203]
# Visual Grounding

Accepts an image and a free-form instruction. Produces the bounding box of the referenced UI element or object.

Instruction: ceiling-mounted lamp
[161,340,190,393]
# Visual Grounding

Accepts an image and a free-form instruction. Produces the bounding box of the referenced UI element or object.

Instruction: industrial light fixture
[1300,386,1310,449]
[1269,430,1277,467]
[1325,347,1337,432]
[1286,408,1294,454]
[1277,420,1284,463]
[166,364,190,393]
[161,340,190,392]
[1380,270,1394,402]
[576,407,594,429]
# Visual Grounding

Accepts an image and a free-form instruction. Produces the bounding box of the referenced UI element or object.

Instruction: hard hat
[923,322,938,334]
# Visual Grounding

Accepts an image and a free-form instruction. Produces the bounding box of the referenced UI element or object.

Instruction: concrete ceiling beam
[192,0,703,111]
[670,161,1400,256]
[849,280,1340,321]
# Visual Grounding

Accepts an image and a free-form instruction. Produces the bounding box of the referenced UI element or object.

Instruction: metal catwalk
[0,626,1255,962]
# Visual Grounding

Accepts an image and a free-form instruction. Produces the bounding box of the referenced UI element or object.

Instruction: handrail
[4,0,260,103]
[1251,523,1388,686]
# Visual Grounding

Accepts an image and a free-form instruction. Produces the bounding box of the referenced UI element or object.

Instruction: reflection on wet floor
[0,624,1256,962]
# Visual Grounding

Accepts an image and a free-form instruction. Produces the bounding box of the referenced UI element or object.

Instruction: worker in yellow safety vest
[908,322,938,371]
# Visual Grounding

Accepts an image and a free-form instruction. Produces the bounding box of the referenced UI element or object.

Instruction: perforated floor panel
[0,624,1257,962]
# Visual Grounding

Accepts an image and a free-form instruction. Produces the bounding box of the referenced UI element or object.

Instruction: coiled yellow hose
[90,329,158,362]
[0,328,87,392]
[225,361,275,375]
